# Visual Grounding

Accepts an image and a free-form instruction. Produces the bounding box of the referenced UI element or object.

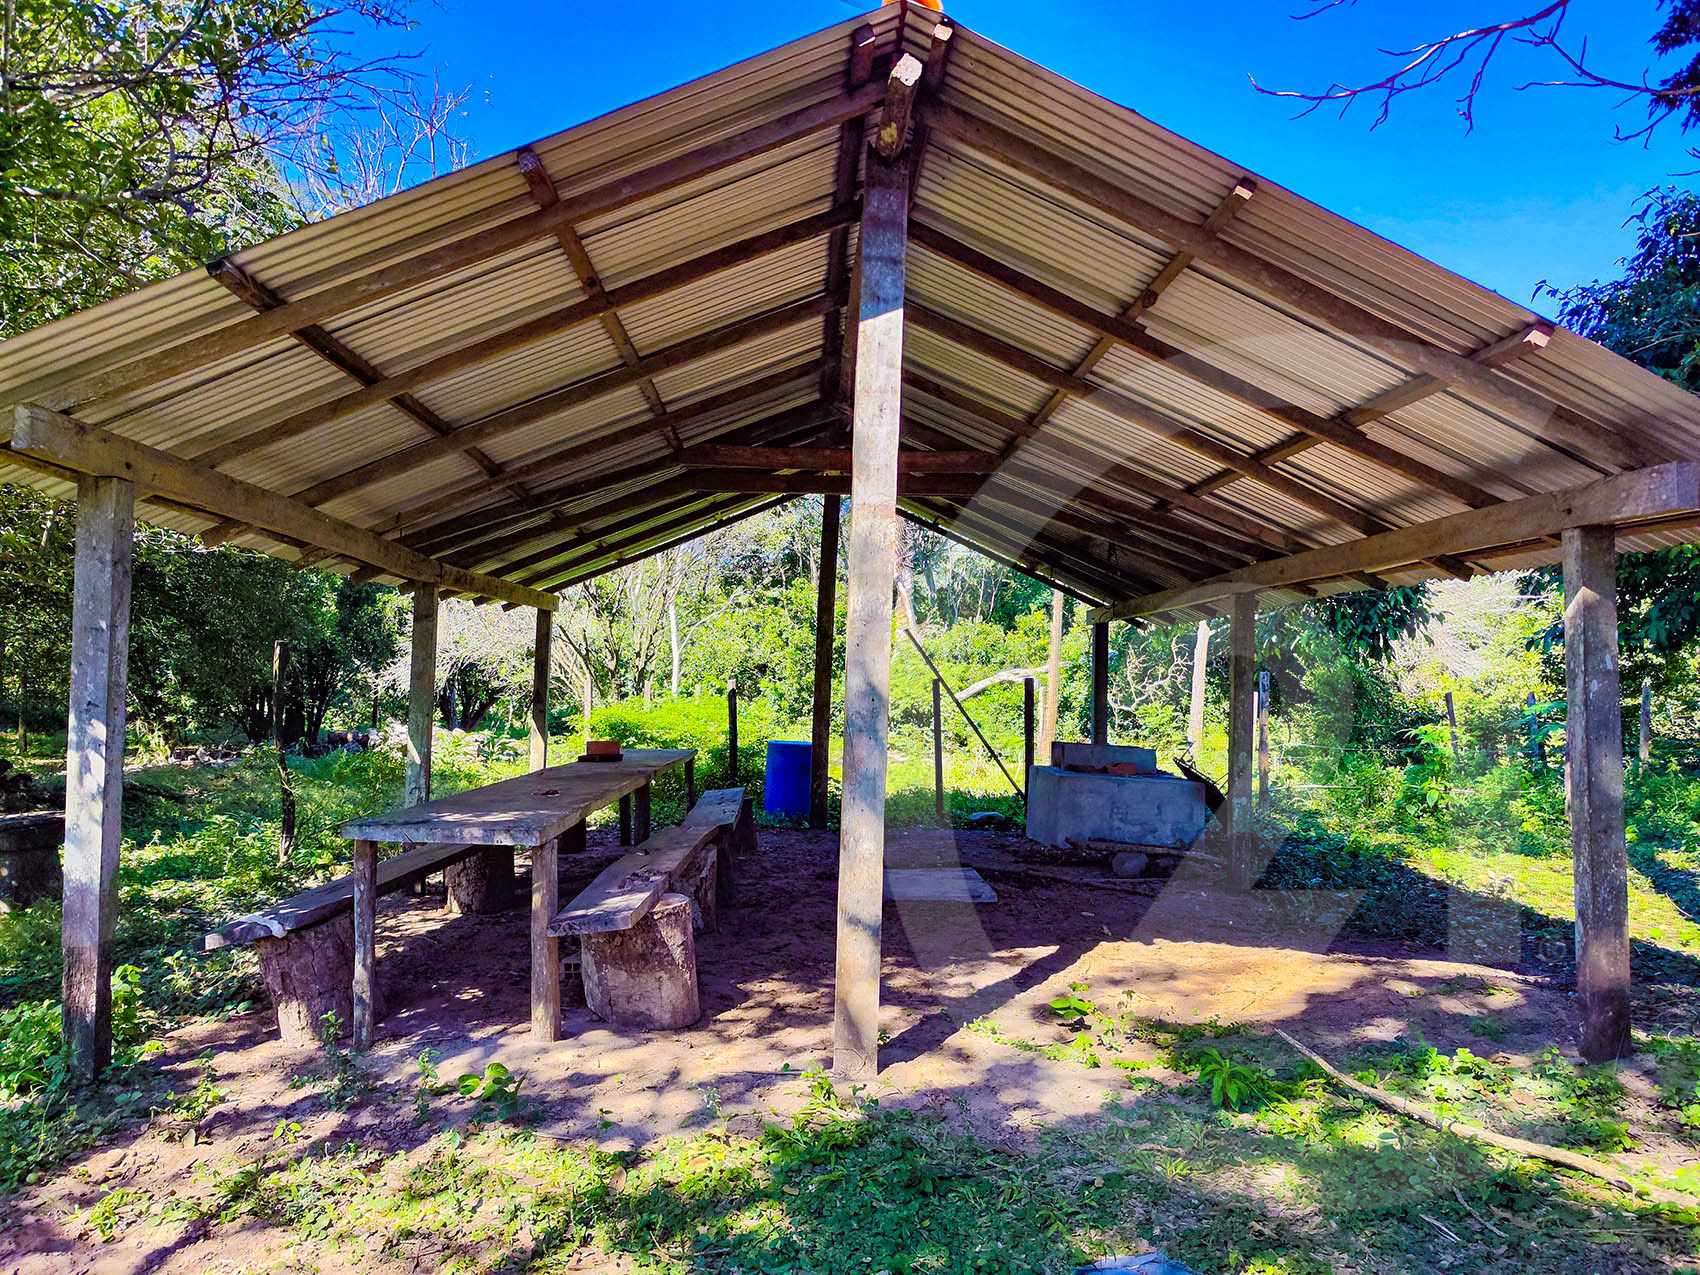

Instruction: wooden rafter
[10,406,557,610]
[898,501,1106,604]
[531,497,795,597]
[821,24,881,401]
[1090,461,1700,622]
[677,444,998,472]
[925,103,1664,473]
[9,83,886,418]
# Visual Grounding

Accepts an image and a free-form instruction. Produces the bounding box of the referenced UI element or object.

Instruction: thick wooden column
[809,496,842,829]
[530,607,552,771]
[1090,621,1110,745]
[1563,525,1631,1061]
[1187,620,1209,756]
[61,476,135,1083]
[406,587,438,806]
[831,148,909,1079]
[1226,591,1258,888]
[351,839,377,1049]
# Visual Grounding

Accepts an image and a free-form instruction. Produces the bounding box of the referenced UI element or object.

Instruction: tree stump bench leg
[445,846,516,914]
[580,893,700,1028]
[254,915,382,1045]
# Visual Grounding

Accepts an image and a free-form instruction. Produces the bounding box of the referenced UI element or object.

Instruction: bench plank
[200,839,485,951]
[682,787,745,830]
[549,823,718,937]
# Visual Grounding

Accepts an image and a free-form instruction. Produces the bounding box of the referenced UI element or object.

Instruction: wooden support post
[1527,690,1542,765]
[1563,526,1631,1062]
[1257,669,1271,809]
[685,755,696,810]
[933,677,946,825]
[1445,690,1461,760]
[531,823,578,1043]
[635,781,652,844]
[727,677,739,783]
[273,640,297,862]
[810,496,842,829]
[1023,677,1037,780]
[1640,678,1653,766]
[61,476,134,1083]
[530,608,552,771]
[1091,621,1110,745]
[1227,591,1258,889]
[351,839,376,1050]
[832,147,909,1080]
[618,794,633,847]
[406,589,438,806]
[1188,620,1209,758]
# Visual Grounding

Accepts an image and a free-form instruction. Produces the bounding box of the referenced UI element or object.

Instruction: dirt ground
[2,825,1602,1272]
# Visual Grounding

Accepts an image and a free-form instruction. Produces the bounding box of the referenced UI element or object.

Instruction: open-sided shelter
[4,1,1696,1081]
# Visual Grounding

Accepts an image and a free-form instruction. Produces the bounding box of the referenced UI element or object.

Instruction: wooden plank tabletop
[339,749,694,847]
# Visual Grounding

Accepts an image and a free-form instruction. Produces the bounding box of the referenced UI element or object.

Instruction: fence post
[1256,669,1270,809]
[1023,676,1036,788]
[727,676,739,783]
[1639,678,1653,766]
[932,677,945,825]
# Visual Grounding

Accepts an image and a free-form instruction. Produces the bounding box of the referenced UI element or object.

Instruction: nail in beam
[1090,621,1110,745]
[1563,525,1631,1061]
[832,148,909,1079]
[407,588,439,805]
[1227,591,1258,889]
[531,607,552,771]
[810,495,843,829]
[62,476,136,1082]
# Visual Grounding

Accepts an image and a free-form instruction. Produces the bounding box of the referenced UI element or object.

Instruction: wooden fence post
[810,496,842,829]
[1091,620,1110,745]
[1639,677,1653,766]
[1256,668,1270,809]
[273,640,297,863]
[530,608,551,771]
[1023,676,1036,780]
[406,588,438,806]
[727,677,739,783]
[1563,525,1631,1062]
[61,476,135,1083]
[933,677,945,824]
[1227,592,1258,888]
[831,145,909,1080]
[1187,620,1209,757]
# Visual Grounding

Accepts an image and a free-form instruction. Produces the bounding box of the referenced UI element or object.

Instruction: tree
[1255,0,1700,137]
[1,0,461,335]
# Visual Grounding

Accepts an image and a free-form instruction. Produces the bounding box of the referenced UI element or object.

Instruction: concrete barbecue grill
[1025,743,1209,851]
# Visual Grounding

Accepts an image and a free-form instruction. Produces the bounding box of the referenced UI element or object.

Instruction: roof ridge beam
[1091,461,1700,622]
[10,406,556,610]
[677,443,999,472]
[925,102,1664,472]
[13,82,887,417]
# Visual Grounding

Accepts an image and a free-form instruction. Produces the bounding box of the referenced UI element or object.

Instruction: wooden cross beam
[1089,461,1700,622]
[682,470,988,497]
[10,406,558,610]
[676,444,1000,472]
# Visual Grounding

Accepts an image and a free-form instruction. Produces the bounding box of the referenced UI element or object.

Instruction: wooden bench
[199,839,493,1044]
[548,787,751,1028]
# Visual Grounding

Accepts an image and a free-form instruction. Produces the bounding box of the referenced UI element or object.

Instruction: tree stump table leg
[635,781,652,844]
[445,846,516,914]
[581,893,700,1028]
[255,916,376,1046]
[618,795,632,847]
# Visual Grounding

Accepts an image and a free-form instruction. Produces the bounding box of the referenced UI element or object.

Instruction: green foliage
[1187,1046,1278,1111]
[456,1062,525,1121]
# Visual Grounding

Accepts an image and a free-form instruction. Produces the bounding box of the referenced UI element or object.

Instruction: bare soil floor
[0,826,1640,1272]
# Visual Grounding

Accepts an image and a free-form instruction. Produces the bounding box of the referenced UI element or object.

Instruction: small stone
[1109,851,1150,879]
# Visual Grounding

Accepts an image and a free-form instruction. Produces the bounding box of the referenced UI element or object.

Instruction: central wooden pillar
[831,148,909,1078]
[62,476,135,1083]
[530,607,552,771]
[406,587,438,806]
[1563,525,1631,1061]
[1090,620,1110,745]
[1226,593,1258,889]
[810,496,842,829]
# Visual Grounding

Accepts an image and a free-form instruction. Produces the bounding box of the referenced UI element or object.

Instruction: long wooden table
[338,748,695,1046]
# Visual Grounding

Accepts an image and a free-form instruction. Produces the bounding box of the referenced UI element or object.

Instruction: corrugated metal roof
[1,1,1696,609]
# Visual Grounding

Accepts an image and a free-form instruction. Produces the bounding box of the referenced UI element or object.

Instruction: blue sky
[372,0,1693,307]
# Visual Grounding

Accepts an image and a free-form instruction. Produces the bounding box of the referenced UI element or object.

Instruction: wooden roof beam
[683,470,987,496]
[11,406,557,610]
[820,23,880,402]
[1091,461,1700,622]
[925,103,1664,473]
[293,292,841,510]
[676,444,999,472]
[872,54,925,160]
[898,501,1111,604]
[12,82,887,416]
[515,493,775,592]
[929,496,1161,598]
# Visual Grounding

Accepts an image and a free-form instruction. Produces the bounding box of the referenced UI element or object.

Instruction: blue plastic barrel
[763,740,813,818]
